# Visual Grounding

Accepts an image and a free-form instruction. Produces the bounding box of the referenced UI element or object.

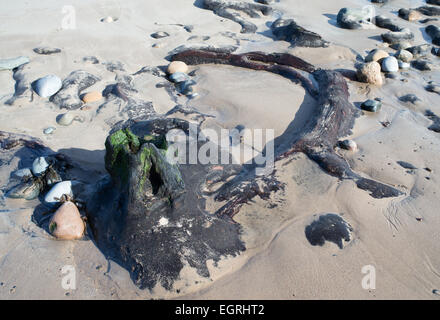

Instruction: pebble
[365,49,389,62]
[395,49,413,62]
[398,61,410,69]
[361,99,382,112]
[356,61,383,86]
[43,127,56,135]
[381,56,399,72]
[339,139,358,151]
[7,179,41,200]
[81,91,102,103]
[176,80,196,95]
[411,59,433,71]
[101,16,115,23]
[33,75,62,98]
[398,9,423,21]
[426,83,440,94]
[57,113,84,126]
[337,7,374,29]
[44,181,75,205]
[12,168,33,179]
[399,94,421,104]
[33,47,61,55]
[167,61,189,74]
[0,56,30,71]
[151,31,169,39]
[169,72,190,83]
[49,201,84,240]
[407,44,432,56]
[31,157,49,176]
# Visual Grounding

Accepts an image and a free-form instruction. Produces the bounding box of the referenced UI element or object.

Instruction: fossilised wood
[172,49,403,220]
[87,119,245,290]
[203,0,272,33]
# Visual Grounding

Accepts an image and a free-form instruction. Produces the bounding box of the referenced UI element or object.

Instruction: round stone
[395,49,413,63]
[398,61,410,69]
[81,91,102,103]
[33,75,62,98]
[167,61,188,75]
[356,61,383,86]
[361,99,382,112]
[44,181,75,205]
[381,56,399,72]
[339,139,358,151]
[49,201,84,240]
[365,49,389,62]
[32,157,49,176]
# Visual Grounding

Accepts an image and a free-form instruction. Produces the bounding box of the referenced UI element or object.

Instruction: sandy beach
[1,0,440,300]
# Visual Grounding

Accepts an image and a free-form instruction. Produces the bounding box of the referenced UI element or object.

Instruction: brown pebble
[81,91,102,103]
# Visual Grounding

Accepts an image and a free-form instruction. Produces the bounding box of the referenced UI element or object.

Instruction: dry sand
[1,0,440,299]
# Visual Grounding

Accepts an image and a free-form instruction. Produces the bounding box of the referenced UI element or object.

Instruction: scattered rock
[32,75,62,98]
[411,59,433,71]
[101,16,116,23]
[51,70,101,110]
[397,161,417,170]
[81,91,103,103]
[356,61,383,86]
[374,15,401,31]
[169,72,191,83]
[167,61,189,74]
[407,44,432,56]
[381,56,399,72]
[337,7,374,29]
[398,9,423,21]
[398,61,410,69]
[43,127,56,135]
[184,25,194,33]
[83,56,99,64]
[361,99,382,112]
[305,213,353,249]
[176,80,196,95]
[395,49,413,62]
[426,83,440,94]
[426,110,440,132]
[32,157,49,176]
[271,18,329,47]
[151,31,170,39]
[12,168,33,179]
[6,179,42,200]
[44,181,77,205]
[365,49,389,62]
[399,94,421,104]
[0,56,29,71]
[381,28,414,44]
[390,41,412,50]
[426,25,440,45]
[49,201,84,240]
[339,139,357,151]
[56,113,84,126]
[417,6,440,16]
[427,0,440,5]
[33,47,61,55]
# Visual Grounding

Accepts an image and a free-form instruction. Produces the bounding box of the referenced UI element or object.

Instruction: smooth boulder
[32,75,62,98]
[49,201,84,240]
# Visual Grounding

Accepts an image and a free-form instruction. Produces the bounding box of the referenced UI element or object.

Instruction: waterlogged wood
[172,49,403,220]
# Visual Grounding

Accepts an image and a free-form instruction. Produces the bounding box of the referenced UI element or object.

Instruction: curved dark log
[203,0,272,34]
[172,49,403,220]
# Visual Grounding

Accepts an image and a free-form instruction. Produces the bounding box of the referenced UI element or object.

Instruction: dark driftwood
[172,49,403,220]
[203,0,272,33]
